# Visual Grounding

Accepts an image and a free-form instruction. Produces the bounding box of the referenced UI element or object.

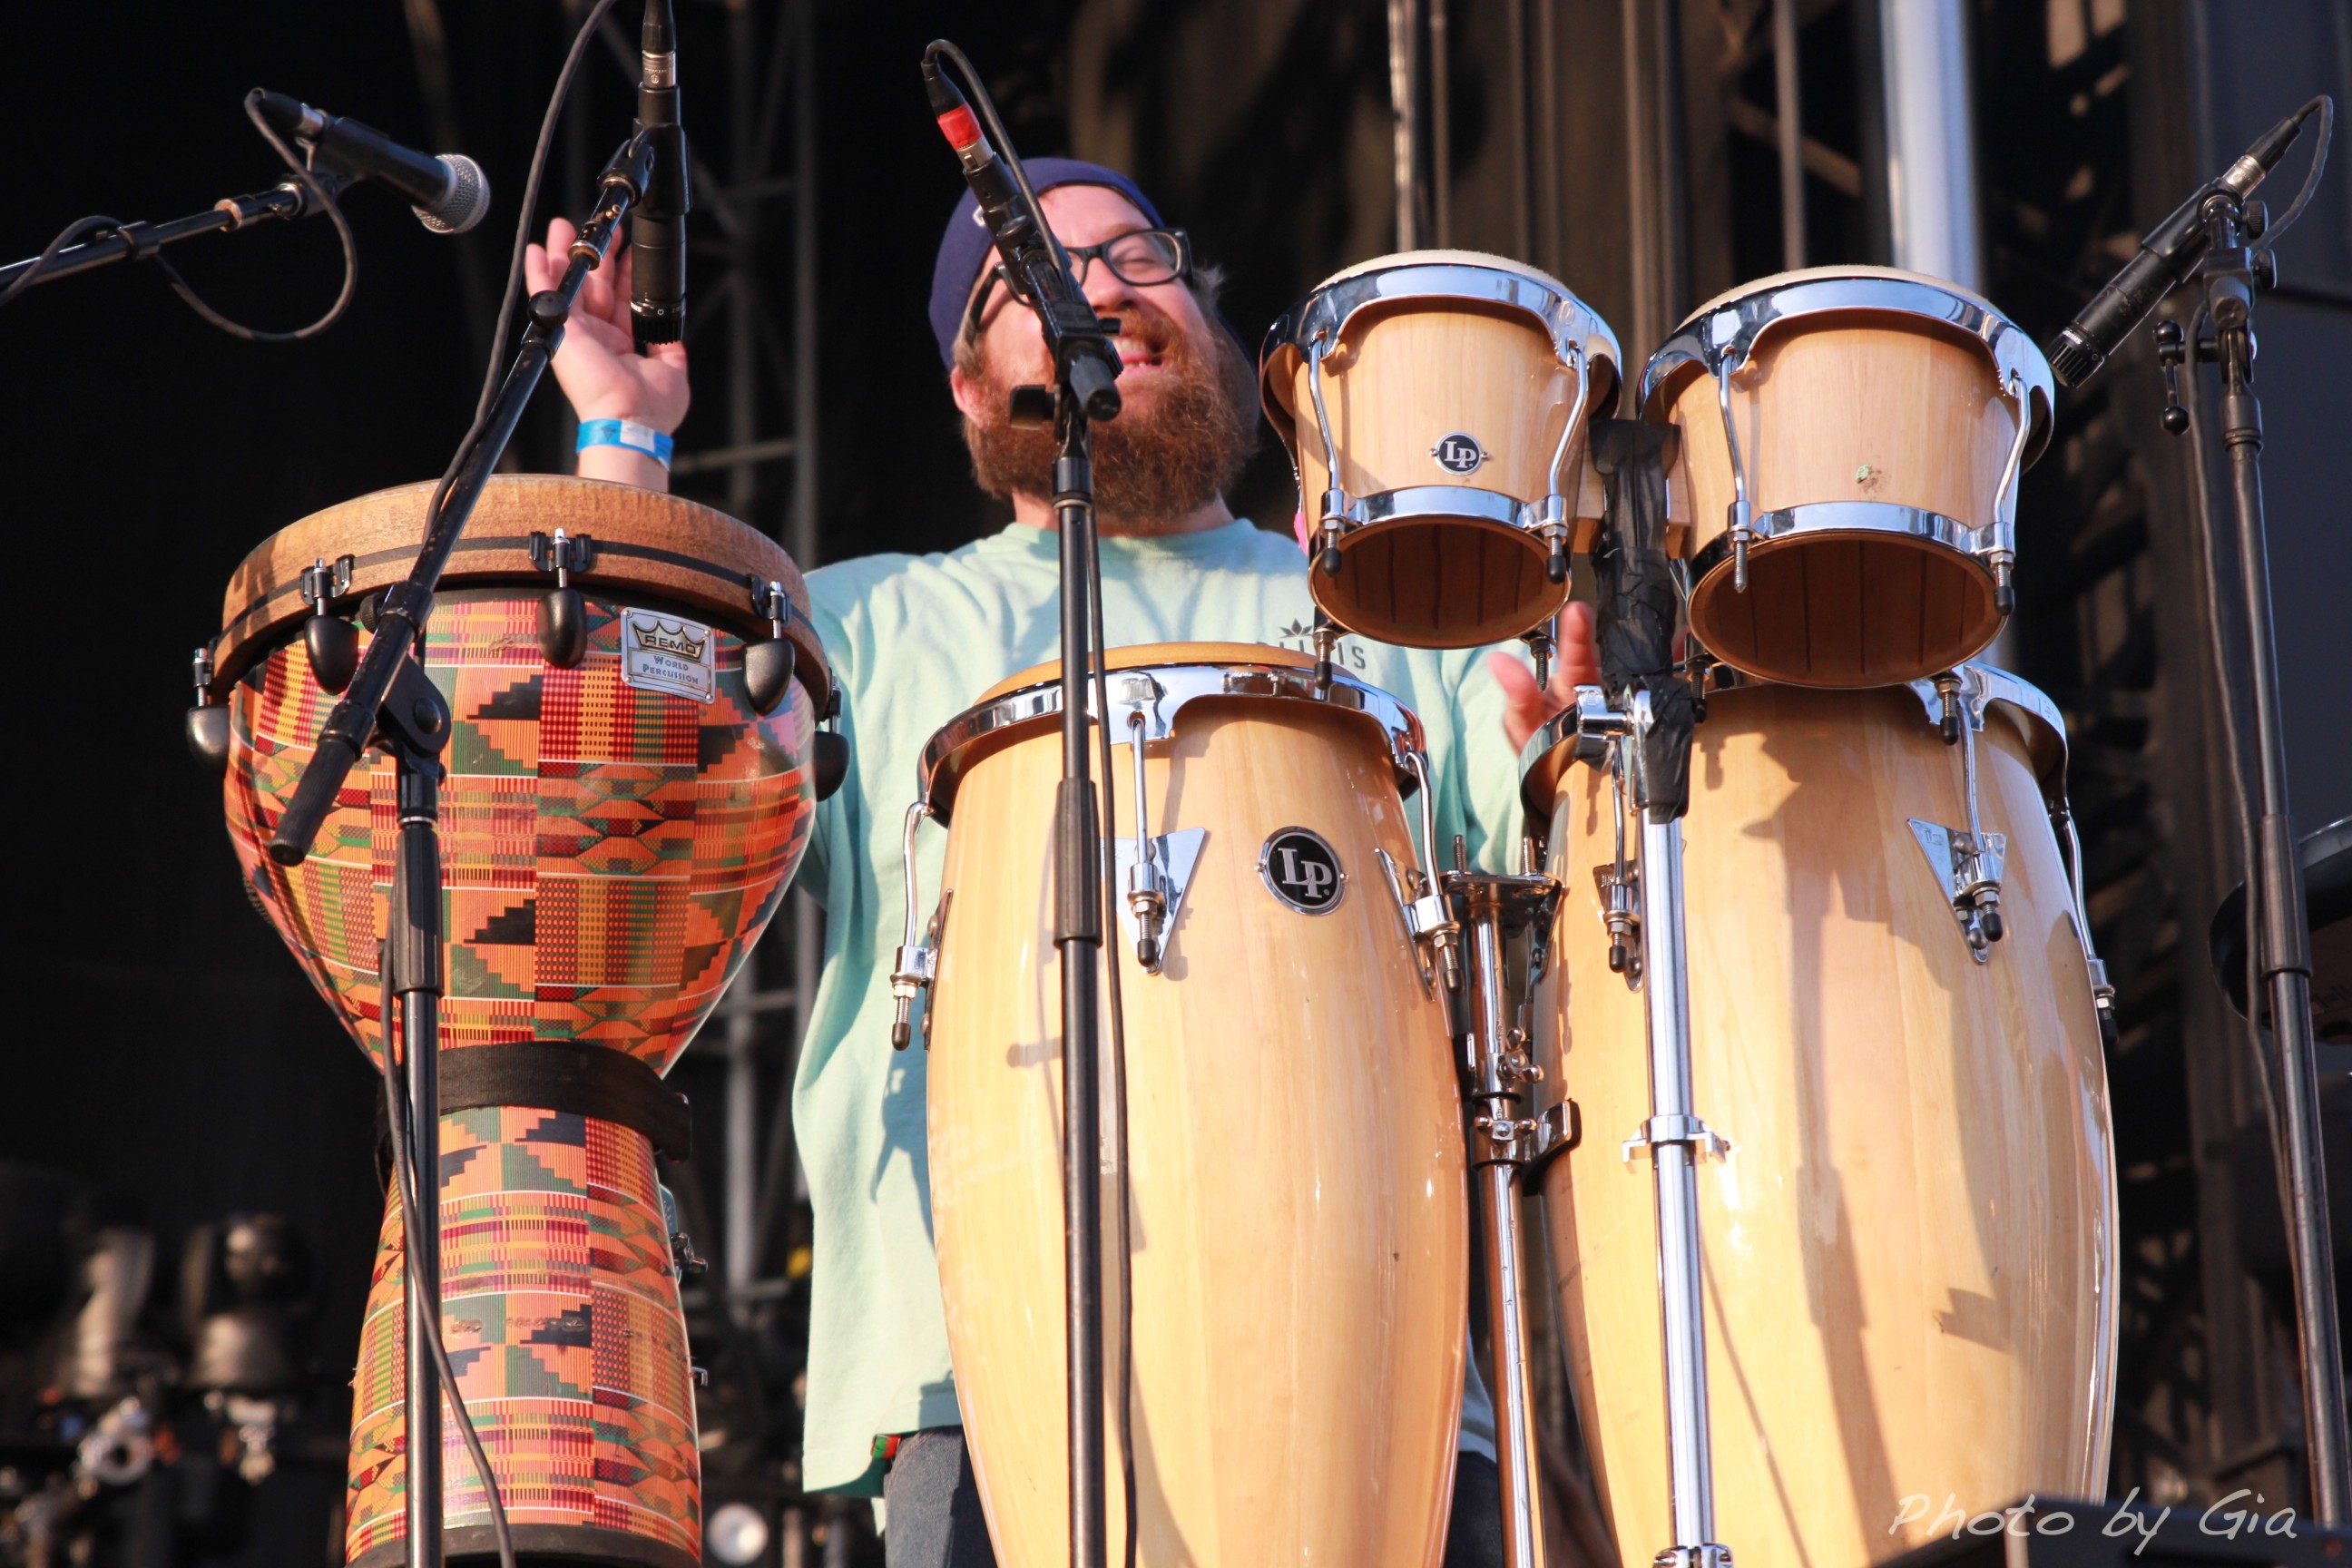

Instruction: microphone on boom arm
[2044,101,2320,388]
[921,49,1122,423]
[253,92,491,234]
[629,0,690,348]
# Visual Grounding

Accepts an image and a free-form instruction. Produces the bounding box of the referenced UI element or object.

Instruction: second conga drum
[1521,670,2117,1568]
[915,644,1466,1568]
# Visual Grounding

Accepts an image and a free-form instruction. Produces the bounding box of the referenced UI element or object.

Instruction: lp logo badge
[1431,432,1486,475]
[1259,828,1346,914]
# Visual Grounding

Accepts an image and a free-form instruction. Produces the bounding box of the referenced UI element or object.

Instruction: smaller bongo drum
[1643,266,2053,687]
[1261,251,1621,649]
[209,475,830,1568]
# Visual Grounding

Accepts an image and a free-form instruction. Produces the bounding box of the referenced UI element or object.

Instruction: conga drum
[208,476,830,1567]
[1520,666,2118,1568]
[911,645,1466,1567]
[1643,267,2053,686]
[1261,252,1621,648]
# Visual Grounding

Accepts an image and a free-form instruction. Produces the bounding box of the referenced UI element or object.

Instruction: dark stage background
[10,1,2347,1563]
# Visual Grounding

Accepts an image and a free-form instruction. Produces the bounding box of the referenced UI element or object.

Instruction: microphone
[629,0,689,348]
[922,54,1122,422]
[2045,101,2318,387]
[253,91,490,234]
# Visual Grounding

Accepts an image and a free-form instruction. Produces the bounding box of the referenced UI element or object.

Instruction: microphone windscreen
[416,155,491,234]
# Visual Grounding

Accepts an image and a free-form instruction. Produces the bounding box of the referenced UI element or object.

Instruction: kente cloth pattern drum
[344,1108,699,1566]
[221,590,818,1073]
[220,590,817,1566]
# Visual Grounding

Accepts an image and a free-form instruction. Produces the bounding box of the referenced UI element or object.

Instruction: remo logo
[1259,828,1346,914]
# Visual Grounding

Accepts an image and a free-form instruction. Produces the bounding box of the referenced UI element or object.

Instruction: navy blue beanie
[927,158,1164,368]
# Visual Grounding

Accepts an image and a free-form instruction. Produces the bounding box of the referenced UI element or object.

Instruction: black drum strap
[371,1043,692,1185]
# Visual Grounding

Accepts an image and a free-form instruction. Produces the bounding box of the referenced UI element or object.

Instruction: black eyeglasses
[962,228,1194,343]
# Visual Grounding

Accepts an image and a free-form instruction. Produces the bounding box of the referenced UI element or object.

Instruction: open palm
[524,216,690,430]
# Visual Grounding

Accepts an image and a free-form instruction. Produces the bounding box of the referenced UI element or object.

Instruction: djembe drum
[204,476,830,1567]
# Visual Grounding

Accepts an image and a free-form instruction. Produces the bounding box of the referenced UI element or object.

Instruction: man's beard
[962,301,1259,532]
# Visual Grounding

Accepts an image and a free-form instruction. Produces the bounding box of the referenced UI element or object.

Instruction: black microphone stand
[0,180,336,296]
[923,43,1127,1567]
[261,130,662,1568]
[2161,187,2349,1523]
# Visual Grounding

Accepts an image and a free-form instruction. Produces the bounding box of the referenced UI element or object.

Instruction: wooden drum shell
[925,652,1467,1568]
[1262,253,1612,649]
[1652,309,2020,686]
[1535,684,2117,1568]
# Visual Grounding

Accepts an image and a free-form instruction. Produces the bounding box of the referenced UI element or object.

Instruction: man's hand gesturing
[1490,600,1603,756]
[524,217,690,491]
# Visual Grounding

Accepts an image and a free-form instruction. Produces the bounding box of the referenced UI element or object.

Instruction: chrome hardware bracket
[1117,681,1172,966]
[1622,1111,1734,1164]
[1112,828,1205,972]
[1907,818,2009,959]
[1713,360,1753,592]
[299,554,356,612]
[888,801,936,1048]
[1306,329,1349,572]
[527,527,596,585]
[1447,866,1571,1568]
[1374,846,1455,996]
[1983,367,2033,616]
[1396,750,1465,994]
[2053,802,2120,1039]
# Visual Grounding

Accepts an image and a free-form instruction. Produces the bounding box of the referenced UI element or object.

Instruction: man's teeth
[1113,338,1162,364]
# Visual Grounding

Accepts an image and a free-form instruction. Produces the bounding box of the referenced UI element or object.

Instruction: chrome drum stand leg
[1578,689,1732,1568]
[1443,866,1576,1568]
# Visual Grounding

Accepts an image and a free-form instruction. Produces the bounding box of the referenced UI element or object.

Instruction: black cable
[0,215,122,309]
[148,93,359,343]
[2178,307,2293,1209]
[0,93,358,338]
[416,0,624,559]
[1083,521,1139,1568]
[2259,95,2333,253]
[365,12,628,1566]
[381,1039,518,1568]
[923,42,1073,279]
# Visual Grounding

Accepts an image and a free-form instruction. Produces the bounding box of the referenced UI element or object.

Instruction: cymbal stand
[1442,849,1574,1568]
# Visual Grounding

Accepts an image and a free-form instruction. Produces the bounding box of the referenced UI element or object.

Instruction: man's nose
[1082,261,1143,323]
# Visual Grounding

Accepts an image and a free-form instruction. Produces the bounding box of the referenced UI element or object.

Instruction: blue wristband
[576,417,675,468]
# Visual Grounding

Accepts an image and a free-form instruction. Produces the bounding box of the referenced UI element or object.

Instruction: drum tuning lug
[668,1229,709,1281]
[1934,672,1964,745]
[299,557,359,694]
[744,582,798,717]
[1991,554,2017,618]
[691,1364,711,1390]
[890,802,938,1048]
[187,646,233,772]
[531,530,596,669]
[1523,623,1555,689]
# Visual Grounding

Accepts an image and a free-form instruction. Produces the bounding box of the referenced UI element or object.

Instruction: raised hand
[1489,601,1602,755]
[524,216,690,488]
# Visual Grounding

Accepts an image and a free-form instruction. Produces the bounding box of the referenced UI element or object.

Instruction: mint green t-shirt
[793,518,1528,1494]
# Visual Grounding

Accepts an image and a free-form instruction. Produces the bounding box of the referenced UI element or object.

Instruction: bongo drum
[1643,267,2053,686]
[1261,252,1621,649]
[906,644,1466,1568]
[1519,666,2117,1568]
[210,475,830,1568]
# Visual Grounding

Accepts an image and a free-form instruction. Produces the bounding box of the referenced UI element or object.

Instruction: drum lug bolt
[890,802,939,1048]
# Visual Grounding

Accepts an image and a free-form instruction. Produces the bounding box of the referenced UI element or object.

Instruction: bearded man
[529,159,1595,1567]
